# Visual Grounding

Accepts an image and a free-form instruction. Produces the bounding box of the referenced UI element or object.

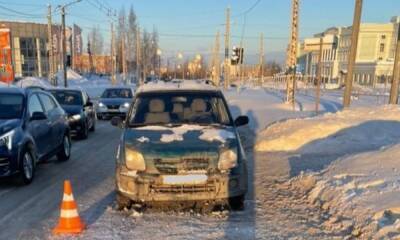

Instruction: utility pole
[224,7,230,89]
[212,30,220,86]
[136,26,142,85]
[389,23,400,104]
[286,0,300,109]
[121,18,127,84]
[343,0,363,107]
[47,4,54,85]
[61,6,67,87]
[316,37,323,113]
[111,22,117,85]
[259,33,264,86]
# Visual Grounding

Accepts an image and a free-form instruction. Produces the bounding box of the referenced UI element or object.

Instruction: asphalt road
[0,121,121,240]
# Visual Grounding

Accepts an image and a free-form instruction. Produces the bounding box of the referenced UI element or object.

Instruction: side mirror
[111,116,123,128]
[234,115,249,127]
[30,112,47,121]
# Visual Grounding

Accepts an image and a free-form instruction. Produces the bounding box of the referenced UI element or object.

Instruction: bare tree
[89,25,104,55]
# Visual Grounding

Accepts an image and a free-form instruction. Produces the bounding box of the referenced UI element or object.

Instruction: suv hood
[123,125,238,173]
[0,119,21,136]
[61,105,82,115]
[99,98,131,106]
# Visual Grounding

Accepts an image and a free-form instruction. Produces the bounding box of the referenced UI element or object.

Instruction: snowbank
[15,77,52,88]
[256,105,400,238]
[255,105,400,152]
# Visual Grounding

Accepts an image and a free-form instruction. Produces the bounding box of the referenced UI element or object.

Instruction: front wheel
[16,149,35,185]
[116,192,131,210]
[57,134,71,161]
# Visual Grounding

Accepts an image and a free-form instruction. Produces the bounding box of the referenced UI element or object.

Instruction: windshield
[101,89,132,99]
[129,92,232,126]
[0,93,24,119]
[50,90,83,106]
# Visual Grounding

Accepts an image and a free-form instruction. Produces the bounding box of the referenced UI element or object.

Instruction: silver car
[96,87,134,120]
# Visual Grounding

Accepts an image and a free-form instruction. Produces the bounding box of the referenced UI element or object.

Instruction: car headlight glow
[218,149,238,171]
[98,102,105,108]
[0,130,15,151]
[125,148,146,171]
[71,114,81,120]
[122,102,130,108]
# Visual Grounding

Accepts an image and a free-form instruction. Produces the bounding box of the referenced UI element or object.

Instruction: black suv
[0,88,71,184]
[49,89,96,139]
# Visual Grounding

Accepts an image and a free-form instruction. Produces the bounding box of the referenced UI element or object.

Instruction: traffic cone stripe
[60,209,79,218]
[63,193,74,201]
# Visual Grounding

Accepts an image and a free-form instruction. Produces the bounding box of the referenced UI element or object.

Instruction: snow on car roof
[136,80,218,93]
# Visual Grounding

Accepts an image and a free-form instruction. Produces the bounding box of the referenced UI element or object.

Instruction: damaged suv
[112,81,249,211]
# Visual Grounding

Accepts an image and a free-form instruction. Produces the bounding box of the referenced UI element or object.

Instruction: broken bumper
[116,168,247,203]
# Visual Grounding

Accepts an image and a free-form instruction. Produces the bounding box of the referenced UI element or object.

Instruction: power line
[233,0,262,18]
[0,4,44,18]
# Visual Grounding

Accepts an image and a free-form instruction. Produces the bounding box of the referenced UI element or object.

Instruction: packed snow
[255,105,400,239]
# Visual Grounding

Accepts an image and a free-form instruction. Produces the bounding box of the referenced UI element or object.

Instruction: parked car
[112,81,249,211]
[49,89,96,139]
[96,87,134,120]
[0,88,71,184]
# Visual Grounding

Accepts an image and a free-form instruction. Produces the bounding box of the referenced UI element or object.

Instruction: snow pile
[15,77,52,88]
[56,68,88,84]
[137,125,235,143]
[255,105,400,152]
[256,105,400,238]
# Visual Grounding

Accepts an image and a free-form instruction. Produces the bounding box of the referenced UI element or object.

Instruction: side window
[28,94,44,117]
[39,94,57,113]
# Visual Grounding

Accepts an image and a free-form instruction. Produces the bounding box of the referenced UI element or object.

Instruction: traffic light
[231,46,244,65]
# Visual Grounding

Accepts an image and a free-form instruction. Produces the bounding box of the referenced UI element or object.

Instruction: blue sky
[1,0,399,61]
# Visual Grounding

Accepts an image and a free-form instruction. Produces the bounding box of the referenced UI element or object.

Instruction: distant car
[0,88,71,184]
[112,81,249,211]
[49,89,96,139]
[96,87,134,120]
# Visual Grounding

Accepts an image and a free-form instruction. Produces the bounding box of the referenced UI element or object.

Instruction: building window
[380,43,385,53]
[381,35,386,40]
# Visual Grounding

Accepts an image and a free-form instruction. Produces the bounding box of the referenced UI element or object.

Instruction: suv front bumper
[116,168,247,203]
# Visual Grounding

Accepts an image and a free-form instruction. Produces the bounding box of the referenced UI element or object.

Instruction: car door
[27,93,50,158]
[38,93,63,153]
[82,92,94,128]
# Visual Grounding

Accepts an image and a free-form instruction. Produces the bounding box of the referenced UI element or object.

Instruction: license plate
[108,109,119,112]
[162,174,208,185]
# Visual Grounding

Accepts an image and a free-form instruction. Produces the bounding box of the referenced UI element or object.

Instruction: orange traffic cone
[53,180,86,235]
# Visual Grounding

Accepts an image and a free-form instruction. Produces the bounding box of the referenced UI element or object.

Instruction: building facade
[0,21,81,81]
[298,16,400,86]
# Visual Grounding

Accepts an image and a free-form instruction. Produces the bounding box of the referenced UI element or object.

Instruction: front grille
[150,183,216,193]
[154,157,210,174]
[107,105,120,110]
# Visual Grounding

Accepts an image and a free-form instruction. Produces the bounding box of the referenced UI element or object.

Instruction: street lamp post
[57,0,81,88]
[157,49,162,79]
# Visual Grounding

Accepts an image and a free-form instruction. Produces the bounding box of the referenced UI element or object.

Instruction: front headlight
[0,130,15,151]
[218,149,238,171]
[98,102,105,108]
[71,114,81,120]
[122,102,130,108]
[125,148,146,171]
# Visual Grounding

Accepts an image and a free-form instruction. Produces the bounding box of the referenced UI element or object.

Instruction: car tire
[79,122,89,139]
[16,147,35,185]
[229,194,245,211]
[89,119,96,132]
[116,192,131,210]
[57,134,71,161]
